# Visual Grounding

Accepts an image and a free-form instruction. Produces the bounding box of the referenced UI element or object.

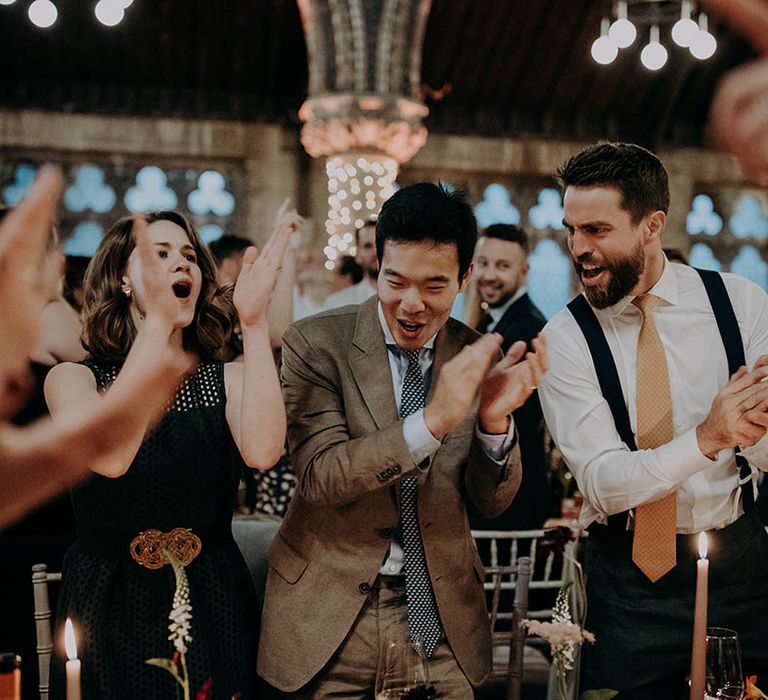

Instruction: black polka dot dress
[50,361,257,699]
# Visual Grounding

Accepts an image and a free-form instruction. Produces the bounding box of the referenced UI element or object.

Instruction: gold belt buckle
[129,527,202,569]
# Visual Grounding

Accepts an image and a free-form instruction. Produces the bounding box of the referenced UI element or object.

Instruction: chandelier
[592,0,717,70]
[0,0,133,28]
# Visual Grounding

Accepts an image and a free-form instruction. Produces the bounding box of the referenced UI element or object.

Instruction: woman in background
[46,208,297,699]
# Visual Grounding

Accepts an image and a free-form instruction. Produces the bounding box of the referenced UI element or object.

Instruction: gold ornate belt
[129,527,202,569]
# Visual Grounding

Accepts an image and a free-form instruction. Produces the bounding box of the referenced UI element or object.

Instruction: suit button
[358,582,371,594]
[379,528,393,539]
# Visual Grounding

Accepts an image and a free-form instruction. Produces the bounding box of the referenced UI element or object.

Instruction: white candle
[64,618,81,700]
[690,532,709,700]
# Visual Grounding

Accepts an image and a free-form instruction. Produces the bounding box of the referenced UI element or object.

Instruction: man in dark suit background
[470,224,550,532]
[258,183,548,698]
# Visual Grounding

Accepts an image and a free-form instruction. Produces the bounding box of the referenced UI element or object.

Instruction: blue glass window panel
[187,170,235,217]
[528,239,571,320]
[199,224,224,244]
[729,195,768,240]
[64,164,116,213]
[124,166,178,212]
[686,194,722,236]
[474,184,520,228]
[528,188,565,231]
[3,164,37,205]
[65,222,104,256]
[688,243,722,271]
[731,245,768,290]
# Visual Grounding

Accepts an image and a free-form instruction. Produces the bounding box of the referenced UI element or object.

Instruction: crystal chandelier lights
[296,0,431,268]
[0,0,133,29]
[592,0,717,70]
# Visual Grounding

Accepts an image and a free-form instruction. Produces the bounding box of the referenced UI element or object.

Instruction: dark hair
[337,254,364,284]
[82,210,233,362]
[208,234,252,265]
[355,219,377,245]
[483,223,530,255]
[0,205,10,223]
[64,255,90,309]
[556,142,670,224]
[663,247,688,264]
[376,182,477,282]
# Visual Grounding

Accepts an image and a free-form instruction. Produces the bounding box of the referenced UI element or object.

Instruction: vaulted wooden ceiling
[0,0,756,150]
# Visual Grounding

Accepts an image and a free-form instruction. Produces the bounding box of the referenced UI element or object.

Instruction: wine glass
[705,627,745,700]
[375,637,434,700]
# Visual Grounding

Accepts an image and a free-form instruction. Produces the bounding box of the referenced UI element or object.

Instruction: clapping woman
[45,208,298,699]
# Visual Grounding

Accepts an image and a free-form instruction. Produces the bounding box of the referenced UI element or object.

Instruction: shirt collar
[592,256,679,319]
[377,302,436,351]
[488,286,527,323]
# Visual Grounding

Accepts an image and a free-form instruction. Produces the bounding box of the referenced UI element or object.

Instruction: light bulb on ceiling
[0,0,18,6]
[591,18,618,65]
[28,0,57,28]
[640,24,668,70]
[671,0,699,47]
[95,0,124,26]
[608,1,636,49]
[689,12,717,60]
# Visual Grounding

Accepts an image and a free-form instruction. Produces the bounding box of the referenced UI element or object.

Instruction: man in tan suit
[258,182,548,697]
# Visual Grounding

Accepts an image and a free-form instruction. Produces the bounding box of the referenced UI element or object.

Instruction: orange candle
[64,618,81,700]
[689,532,709,700]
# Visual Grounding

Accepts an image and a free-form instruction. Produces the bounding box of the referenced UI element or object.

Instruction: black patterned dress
[50,361,258,700]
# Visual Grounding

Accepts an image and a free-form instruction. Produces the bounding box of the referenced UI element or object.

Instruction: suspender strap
[567,295,637,451]
[567,295,634,532]
[694,268,754,513]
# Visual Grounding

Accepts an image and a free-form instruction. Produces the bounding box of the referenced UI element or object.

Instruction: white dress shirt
[377,303,517,573]
[539,260,768,533]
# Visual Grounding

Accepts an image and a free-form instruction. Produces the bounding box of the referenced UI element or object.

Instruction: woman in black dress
[46,208,297,699]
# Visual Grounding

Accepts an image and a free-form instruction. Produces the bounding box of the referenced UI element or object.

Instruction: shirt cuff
[475,417,517,464]
[403,410,441,468]
[651,426,713,484]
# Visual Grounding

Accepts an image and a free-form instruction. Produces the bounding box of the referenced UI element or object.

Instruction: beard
[575,241,644,309]
[478,284,514,309]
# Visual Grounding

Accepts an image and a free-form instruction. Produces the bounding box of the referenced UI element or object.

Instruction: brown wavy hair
[82,211,233,362]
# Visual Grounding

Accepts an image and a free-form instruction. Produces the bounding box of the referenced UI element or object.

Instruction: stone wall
[0,108,750,256]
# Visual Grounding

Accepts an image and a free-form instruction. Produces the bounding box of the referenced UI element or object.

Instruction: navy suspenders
[567,268,754,532]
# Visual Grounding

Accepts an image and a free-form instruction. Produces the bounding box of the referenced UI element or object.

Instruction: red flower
[195,678,214,700]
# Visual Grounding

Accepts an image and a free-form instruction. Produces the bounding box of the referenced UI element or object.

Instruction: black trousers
[581,512,768,700]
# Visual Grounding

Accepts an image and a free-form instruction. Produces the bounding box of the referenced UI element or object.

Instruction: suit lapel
[349,297,398,430]
[427,320,466,402]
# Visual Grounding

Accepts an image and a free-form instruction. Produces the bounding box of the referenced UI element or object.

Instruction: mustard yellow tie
[632,294,677,582]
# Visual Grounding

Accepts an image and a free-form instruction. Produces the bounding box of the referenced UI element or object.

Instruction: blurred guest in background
[209,233,252,286]
[469,224,549,533]
[323,219,378,309]
[330,254,363,293]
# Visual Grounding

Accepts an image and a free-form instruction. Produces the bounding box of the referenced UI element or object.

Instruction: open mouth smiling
[172,280,192,299]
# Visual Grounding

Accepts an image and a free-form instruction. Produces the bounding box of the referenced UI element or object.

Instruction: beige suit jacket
[257,297,522,691]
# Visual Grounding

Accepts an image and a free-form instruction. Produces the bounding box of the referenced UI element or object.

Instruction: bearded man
[538,142,768,699]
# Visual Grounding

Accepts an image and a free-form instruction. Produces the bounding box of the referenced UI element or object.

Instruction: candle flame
[64,618,78,661]
[698,531,708,559]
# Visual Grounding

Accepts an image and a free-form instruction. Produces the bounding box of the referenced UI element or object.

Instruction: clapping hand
[478,334,548,434]
[233,198,304,329]
[130,216,184,329]
[0,166,63,382]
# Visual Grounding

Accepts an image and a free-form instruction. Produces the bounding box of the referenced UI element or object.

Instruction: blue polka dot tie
[399,348,443,657]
